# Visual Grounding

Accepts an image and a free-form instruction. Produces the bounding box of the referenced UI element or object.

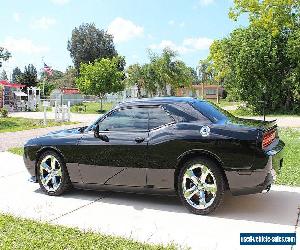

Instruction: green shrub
[0,108,8,118]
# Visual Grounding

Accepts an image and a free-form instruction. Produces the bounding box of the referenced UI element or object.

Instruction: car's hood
[25,127,86,147]
[45,127,83,137]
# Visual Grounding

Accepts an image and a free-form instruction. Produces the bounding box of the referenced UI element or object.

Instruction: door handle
[135,137,145,143]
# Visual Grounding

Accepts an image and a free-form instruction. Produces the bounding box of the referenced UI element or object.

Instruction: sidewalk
[0,152,299,250]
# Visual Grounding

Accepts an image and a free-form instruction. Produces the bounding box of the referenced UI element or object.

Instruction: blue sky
[1,0,247,78]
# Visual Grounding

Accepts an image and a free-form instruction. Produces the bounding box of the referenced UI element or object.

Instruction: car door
[78,106,149,187]
[146,106,177,189]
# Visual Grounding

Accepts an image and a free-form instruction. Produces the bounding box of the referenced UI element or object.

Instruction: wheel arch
[174,149,229,191]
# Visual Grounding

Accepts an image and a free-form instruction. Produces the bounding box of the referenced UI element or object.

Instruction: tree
[229,0,300,37]
[0,47,11,68]
[12,67,22,83]
[76,56,125,110]
[126,49,193,97]
[206,0,300,113]
[67,23,117,73]
[53,66,77,88]
[38,67,78,97]
[148,48,193,95]
[126,64,144,98]
[40,69,64,82]
[189,67,198,83]
[18,64,38,89]
[0,70,8,80]
[197,59,215,84]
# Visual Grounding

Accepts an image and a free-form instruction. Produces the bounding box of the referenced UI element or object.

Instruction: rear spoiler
[258,119,277,132]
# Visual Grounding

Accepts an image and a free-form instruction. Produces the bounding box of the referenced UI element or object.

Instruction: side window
[149,107,174,130]
[164,103,210,123]
[98,107,149,131]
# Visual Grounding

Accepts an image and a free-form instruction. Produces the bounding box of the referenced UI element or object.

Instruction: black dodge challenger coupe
[23,97,285,215]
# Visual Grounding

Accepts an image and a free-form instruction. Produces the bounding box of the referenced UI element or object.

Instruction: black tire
[177,157,225,215]
[37,151,72,196]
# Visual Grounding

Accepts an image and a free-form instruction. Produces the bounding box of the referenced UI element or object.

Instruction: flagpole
[41,57,45,97]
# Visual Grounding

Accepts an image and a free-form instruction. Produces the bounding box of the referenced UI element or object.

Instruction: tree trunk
[99,94,103,111]
[137,83,142,99]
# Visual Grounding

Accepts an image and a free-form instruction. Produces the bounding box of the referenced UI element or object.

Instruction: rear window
[191,100,228,122]
[164,103,209,122]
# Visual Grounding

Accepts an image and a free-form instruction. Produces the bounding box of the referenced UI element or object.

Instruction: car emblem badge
[200,126,210,137]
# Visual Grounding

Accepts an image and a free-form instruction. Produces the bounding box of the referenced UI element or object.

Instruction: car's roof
[118,96,199,106]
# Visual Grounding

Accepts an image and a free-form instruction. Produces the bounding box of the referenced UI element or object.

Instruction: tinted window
[191,100,227,122]
[164,103,209,123]
[149,107,174,130]
[98,107,149,131]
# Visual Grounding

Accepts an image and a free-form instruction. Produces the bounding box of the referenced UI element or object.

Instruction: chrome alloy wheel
[182,164,217,209]
[39,155,62,192]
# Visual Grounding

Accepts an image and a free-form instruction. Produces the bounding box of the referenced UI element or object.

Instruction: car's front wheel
[178,157,225,215]
[37,151,72,196]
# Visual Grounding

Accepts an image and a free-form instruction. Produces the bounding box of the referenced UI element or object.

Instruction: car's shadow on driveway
[34,187,299,226]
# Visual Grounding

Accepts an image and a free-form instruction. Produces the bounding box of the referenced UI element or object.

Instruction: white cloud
[149,40,190,54]
[147,34,154,39]
[168,20,185,28]
[168,20,175,25]
[108,17,144,43]
[31,17,57,30]
[183,37,213,50]
[50,0,70,5]
[0,37,49,54]
[13,12,21,22]
[149,37,213,54]
[199,0,214,6]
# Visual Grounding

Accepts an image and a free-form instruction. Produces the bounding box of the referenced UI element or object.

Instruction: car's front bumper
[226,140,284,196]
[23,146,37,182]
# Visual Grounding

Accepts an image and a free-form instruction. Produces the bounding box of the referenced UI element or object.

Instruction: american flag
[43,63,53,76]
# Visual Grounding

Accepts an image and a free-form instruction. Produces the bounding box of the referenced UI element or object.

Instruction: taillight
[262,130,276,148]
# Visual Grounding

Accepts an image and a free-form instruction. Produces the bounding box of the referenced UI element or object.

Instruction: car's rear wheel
[37,151,72,196]
[177,157,225,215]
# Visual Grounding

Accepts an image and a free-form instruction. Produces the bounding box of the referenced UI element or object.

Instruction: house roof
[0,80,25,88]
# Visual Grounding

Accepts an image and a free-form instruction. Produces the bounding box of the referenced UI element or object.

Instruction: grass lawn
[7,128,300,187]
[8,147,24,156]
[0,117,77,133]
[229,107,300,117]
[71,102,114,114]
[276,128,300,186]
[210,99,240,108]
[0,214,175,250]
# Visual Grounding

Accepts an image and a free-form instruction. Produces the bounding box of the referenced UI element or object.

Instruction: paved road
[0,152,299,250]
[0,123,85,151]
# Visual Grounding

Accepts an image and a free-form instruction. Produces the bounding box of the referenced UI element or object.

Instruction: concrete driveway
[0,152,299,250]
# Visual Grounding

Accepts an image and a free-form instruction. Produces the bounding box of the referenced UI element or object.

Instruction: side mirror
[92,124,109,142]
[92,124,100,138]
[99,134,109,142]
